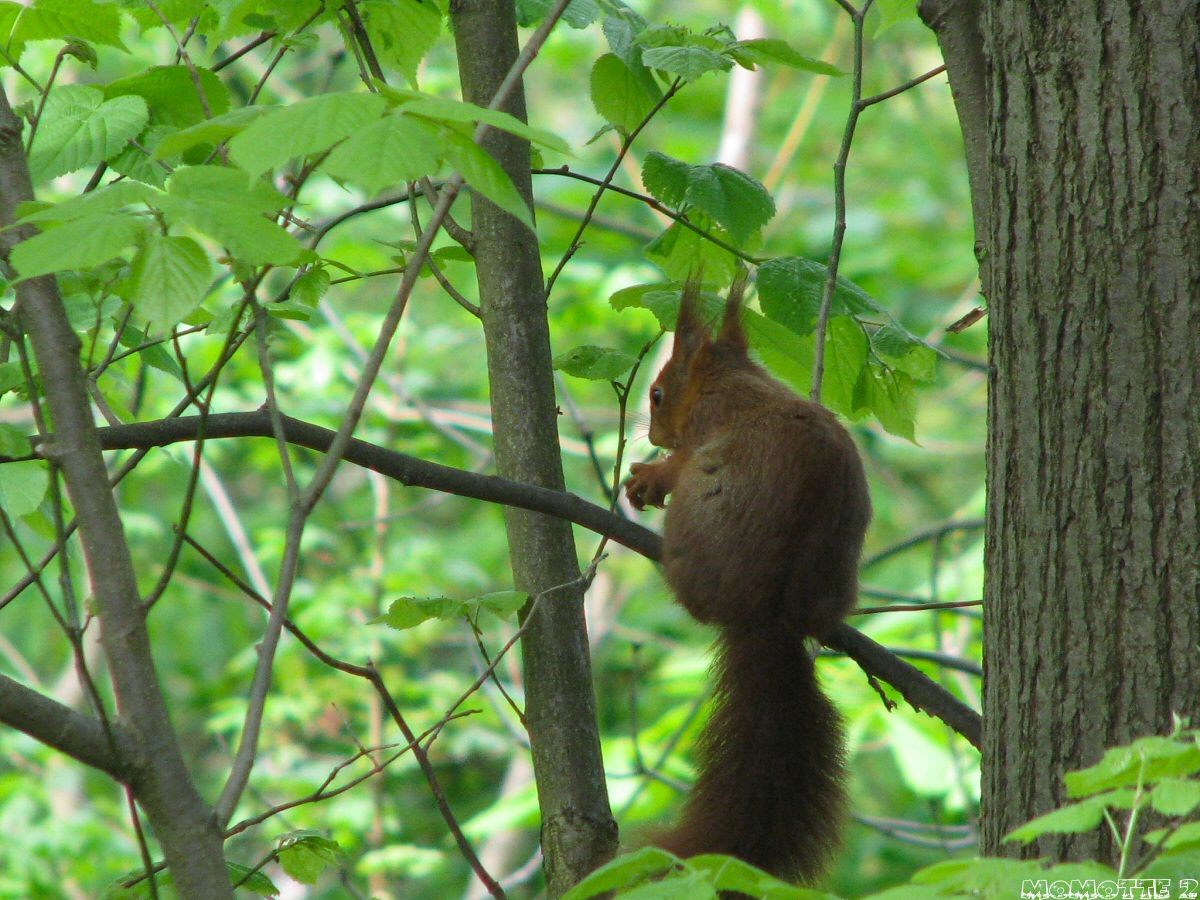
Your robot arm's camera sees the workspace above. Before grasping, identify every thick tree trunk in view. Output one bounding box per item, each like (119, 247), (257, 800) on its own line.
(979, 2), (1200, 862)
(450, 0), (618, 894)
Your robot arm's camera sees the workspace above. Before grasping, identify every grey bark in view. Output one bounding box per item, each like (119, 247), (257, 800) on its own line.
(449, 0), (619, 893)
(925, 0), (1200, 862)
(0, 92), (233, 896)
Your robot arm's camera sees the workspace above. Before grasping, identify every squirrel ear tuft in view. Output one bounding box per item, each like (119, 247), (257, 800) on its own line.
(674, 270), (708, 356)
(718, 271), (750, 352)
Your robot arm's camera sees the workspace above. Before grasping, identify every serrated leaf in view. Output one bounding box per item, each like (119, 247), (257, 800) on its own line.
(641, 153), (773, 246)
(322, 113), (442, 193)
(853, 364), (917, 440)
(553, 345), (638, 381)
(126, 234), (213, 335)
(871, 322), (939, 382)
(641, 44), (731, 81)
(589, 52), (662, 134)
(166, 166), (290, 213)
(728, 38), (844, 76)
(106, 65), (231, 127)
(517, 0), (599, 28)
(441, 131), (533, 231)
(374, 596), (465, 630)
(10, 0), (125, 50)
(291, 266), (330, 307)
(688, 855), (816, 898)
(360, 0), (442, 87)
(28, 86), (148, 181)
(1065, 737), (1200, 796)
(228, 92), (388, 176)
(11, 214), (145, 279)
(0, 459), (48, 517)
(158, 167), (304, 266)
(152, 106), (270, 160)
(757, 256), (884, 335)
(400, 97), (571, 156)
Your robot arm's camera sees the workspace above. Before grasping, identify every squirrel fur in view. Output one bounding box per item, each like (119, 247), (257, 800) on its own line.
(625, 274), (871, 884)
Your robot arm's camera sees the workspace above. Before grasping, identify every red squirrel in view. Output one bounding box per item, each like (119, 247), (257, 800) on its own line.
(625, 274), (871, 884)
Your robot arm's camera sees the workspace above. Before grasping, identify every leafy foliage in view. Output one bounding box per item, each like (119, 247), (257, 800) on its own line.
(0, 0), (986, 896)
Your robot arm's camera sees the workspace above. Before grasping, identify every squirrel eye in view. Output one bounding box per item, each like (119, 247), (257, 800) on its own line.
(650, 387), (663, 407)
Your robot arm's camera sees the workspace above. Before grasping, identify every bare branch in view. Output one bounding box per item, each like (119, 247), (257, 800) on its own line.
(0, 673), (132, 779)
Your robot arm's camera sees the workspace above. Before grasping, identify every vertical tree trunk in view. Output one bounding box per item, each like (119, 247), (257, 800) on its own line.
(450, 0), (618, 893)
(980, 1), (1200, 861)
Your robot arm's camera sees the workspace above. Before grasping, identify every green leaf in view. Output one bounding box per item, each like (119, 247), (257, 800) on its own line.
(8, 0), (125, 50)
(441, 131), (534, 231)
(0, 422), (31, 456)
(291, 266), (330, 307)
(0, 364), (24, 398)
(874, 0), (919, 36)
(322, 113), (442, 193)
(125, 233), (213, 335)
(688, 855), (821, 898)
(871, 322), (939, 382)
(152, 106), (270, 160)
(589, 52), (663, 133)
(106, 65), (231, 127)
(28, 85), (149, 181)
(517, 0), (599, 28)
(360, 0), (442, 87)
(374, 596), (466, 630)
(117, 324), (183, 381)
(399, 97), (572, 156)
(561, 847), (679, 900)
(728, 39), (844, 76)
(1150, 777), (1200, 817)
(641, 44), (731, 81)
(225, 860), (278, 895)
(228, 92), (389, 176)
(853, 364), (917, 441)
(13, 182), (154, 226)
(1005, 792), (1136, 844)
(643, 219), (739, 283)
(817, 316), (868, 416)
(0, 459), (48, 518)
(11, 214), (145, 279)
(1065, 736), (1200, 797)
(757, 256), (884, 336)
(158, 167), (304, 266)
(277, 831), (344, 885)
(553, 345), (638, 381)
(641, 153), (774, 246)
(474, 590), (529, 620)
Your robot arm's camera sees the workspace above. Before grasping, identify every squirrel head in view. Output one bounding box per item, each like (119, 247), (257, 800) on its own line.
(646, 273), (750, 450)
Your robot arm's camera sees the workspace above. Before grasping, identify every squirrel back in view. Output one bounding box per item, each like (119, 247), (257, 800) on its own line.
(626, 275), (871, 883)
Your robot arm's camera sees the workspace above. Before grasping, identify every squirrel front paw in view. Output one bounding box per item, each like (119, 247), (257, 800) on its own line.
(626, 462), (671, 510)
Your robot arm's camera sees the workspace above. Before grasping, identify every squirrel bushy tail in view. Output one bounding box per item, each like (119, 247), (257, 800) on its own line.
(655, 622), (847, 884)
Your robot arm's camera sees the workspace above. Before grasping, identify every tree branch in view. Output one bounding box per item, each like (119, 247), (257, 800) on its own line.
(0, 87), (233, 898)
(0, 673), (132, 780)
(917, 0), (992, 296)
(73, 410), (982, 749)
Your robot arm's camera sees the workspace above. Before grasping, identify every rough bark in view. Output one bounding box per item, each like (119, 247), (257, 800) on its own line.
(980, 1), (1200, 862)
(449, 0), (619, 893)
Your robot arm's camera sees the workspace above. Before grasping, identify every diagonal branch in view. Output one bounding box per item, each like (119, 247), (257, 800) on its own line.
(0, 673), (133, 780)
